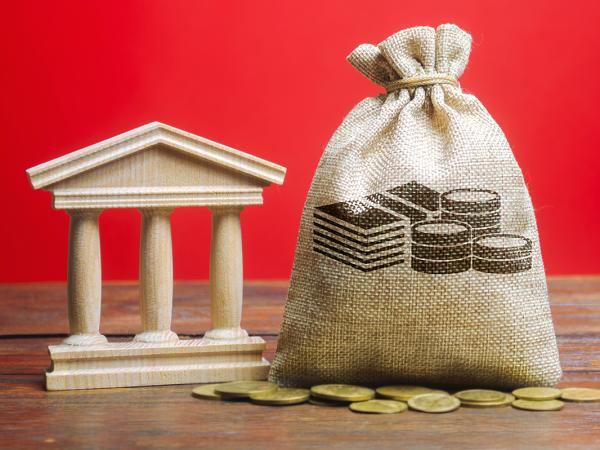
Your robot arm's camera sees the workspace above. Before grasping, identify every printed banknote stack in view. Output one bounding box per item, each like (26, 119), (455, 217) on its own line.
(312, 199), (408, 272)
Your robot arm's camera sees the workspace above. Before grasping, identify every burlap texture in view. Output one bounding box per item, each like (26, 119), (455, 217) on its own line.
(269, 24), (561, 389)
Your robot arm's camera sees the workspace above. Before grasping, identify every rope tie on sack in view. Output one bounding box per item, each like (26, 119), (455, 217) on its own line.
(385, 74), (458, 93)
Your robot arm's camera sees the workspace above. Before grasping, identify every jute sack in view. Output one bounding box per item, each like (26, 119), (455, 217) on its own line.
(270, 24), (561, 389)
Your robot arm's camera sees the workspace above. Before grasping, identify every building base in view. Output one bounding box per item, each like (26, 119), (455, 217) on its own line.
(46, 336), (270, 391)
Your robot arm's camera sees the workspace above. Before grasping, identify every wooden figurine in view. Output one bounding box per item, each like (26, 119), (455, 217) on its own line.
(26, 122), (286, 390)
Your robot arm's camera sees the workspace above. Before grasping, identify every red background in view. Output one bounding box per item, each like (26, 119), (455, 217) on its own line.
(2, 0), (599, 282)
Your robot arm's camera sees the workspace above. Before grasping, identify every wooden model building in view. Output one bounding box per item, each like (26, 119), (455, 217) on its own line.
(26, 122), (286, 390)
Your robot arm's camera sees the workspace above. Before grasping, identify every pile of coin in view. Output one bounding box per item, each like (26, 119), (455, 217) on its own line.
(192, 382), (600, 414)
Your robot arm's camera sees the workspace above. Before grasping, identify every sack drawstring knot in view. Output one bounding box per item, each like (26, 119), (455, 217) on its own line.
(385, 74), (458, 93)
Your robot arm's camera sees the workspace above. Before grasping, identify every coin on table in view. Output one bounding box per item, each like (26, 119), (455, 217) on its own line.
(512, 399), (564, 411)
(249, 388), (310, 406)
(376, 385), (448, 402)
(460, 393), (515, 408)
(408, 393), (461, 413)
(512, 387), (562, 401)
(310, 384), (375, 402)
(454, 389), (507, 404)
(215, 381), (278, 399)
(308, 397), (348, 407)
(192, 383), (225, 400)
(349, 399), (408, 414)
(560, 387), (600, 402)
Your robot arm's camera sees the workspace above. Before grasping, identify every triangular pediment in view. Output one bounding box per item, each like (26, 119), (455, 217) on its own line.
(27, 122), (286, 189)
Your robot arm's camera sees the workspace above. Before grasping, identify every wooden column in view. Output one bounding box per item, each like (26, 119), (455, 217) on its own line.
(64, 210), (107, 346)
(134, 209), (178, 343)
(205, 207), (248, 340)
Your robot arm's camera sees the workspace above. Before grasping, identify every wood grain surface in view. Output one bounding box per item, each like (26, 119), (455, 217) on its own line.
(0, 278), (599, 449)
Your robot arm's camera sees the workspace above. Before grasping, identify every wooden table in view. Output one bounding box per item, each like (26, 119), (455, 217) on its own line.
(1, 278), (599, 449)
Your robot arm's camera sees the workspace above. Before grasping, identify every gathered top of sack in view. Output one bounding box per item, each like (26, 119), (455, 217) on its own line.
(348, 24), (472, 92)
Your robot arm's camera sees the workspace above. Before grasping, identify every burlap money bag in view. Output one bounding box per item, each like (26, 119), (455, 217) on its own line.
(269, 24), (562, 389)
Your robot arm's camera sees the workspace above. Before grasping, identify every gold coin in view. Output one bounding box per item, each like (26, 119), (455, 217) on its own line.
(560, 387), (600, 402)
(310, 384), (375, 402)
(191, 383), (225, 400)
(512, 399), (564, 411)
(460, 393), (515, 408)
(408, 393), (461, 413)
(249, 388), (310, 406)
(512, 387), (562, 401)
(308, 397), (348, 407)
(455, 389), (506, 403)
(215, 381), (278, 399)
(349, 399), (408, 414)
(376, 385), (448, 401)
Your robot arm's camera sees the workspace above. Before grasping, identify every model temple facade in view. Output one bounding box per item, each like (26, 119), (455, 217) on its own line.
(27, 122), (286, 390)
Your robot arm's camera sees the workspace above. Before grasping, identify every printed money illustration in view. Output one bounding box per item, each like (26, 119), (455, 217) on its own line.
(313, 200), (408, 272)
(312, 182), (532, 274)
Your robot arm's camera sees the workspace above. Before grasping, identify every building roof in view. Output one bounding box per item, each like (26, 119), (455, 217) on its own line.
(27, 122), (286, 189)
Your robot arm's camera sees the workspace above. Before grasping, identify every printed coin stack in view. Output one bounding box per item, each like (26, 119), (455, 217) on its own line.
(472, 234), (533, 274)
(410, 221), (472, 274)
(440, 188), (501, 238)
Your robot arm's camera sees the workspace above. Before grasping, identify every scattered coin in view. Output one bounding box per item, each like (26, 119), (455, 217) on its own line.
(512, 387), (562, 401)
(215, 381), (278, 399)
(512, 399), (564, 411)
(349, 399), (408, 414)
(560, 387), (600, 403)
(311, 384), (375, 402)
(308, 397), (348, 407)
(455, 389), (506, 403)
(249, 388), (310, 406)
(460, 393), (515, 408)
(191, 383), (225, 400)
(408, 393), (460, 413)
(376, 385), (448, 402)
(198, 381), (593, 415)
